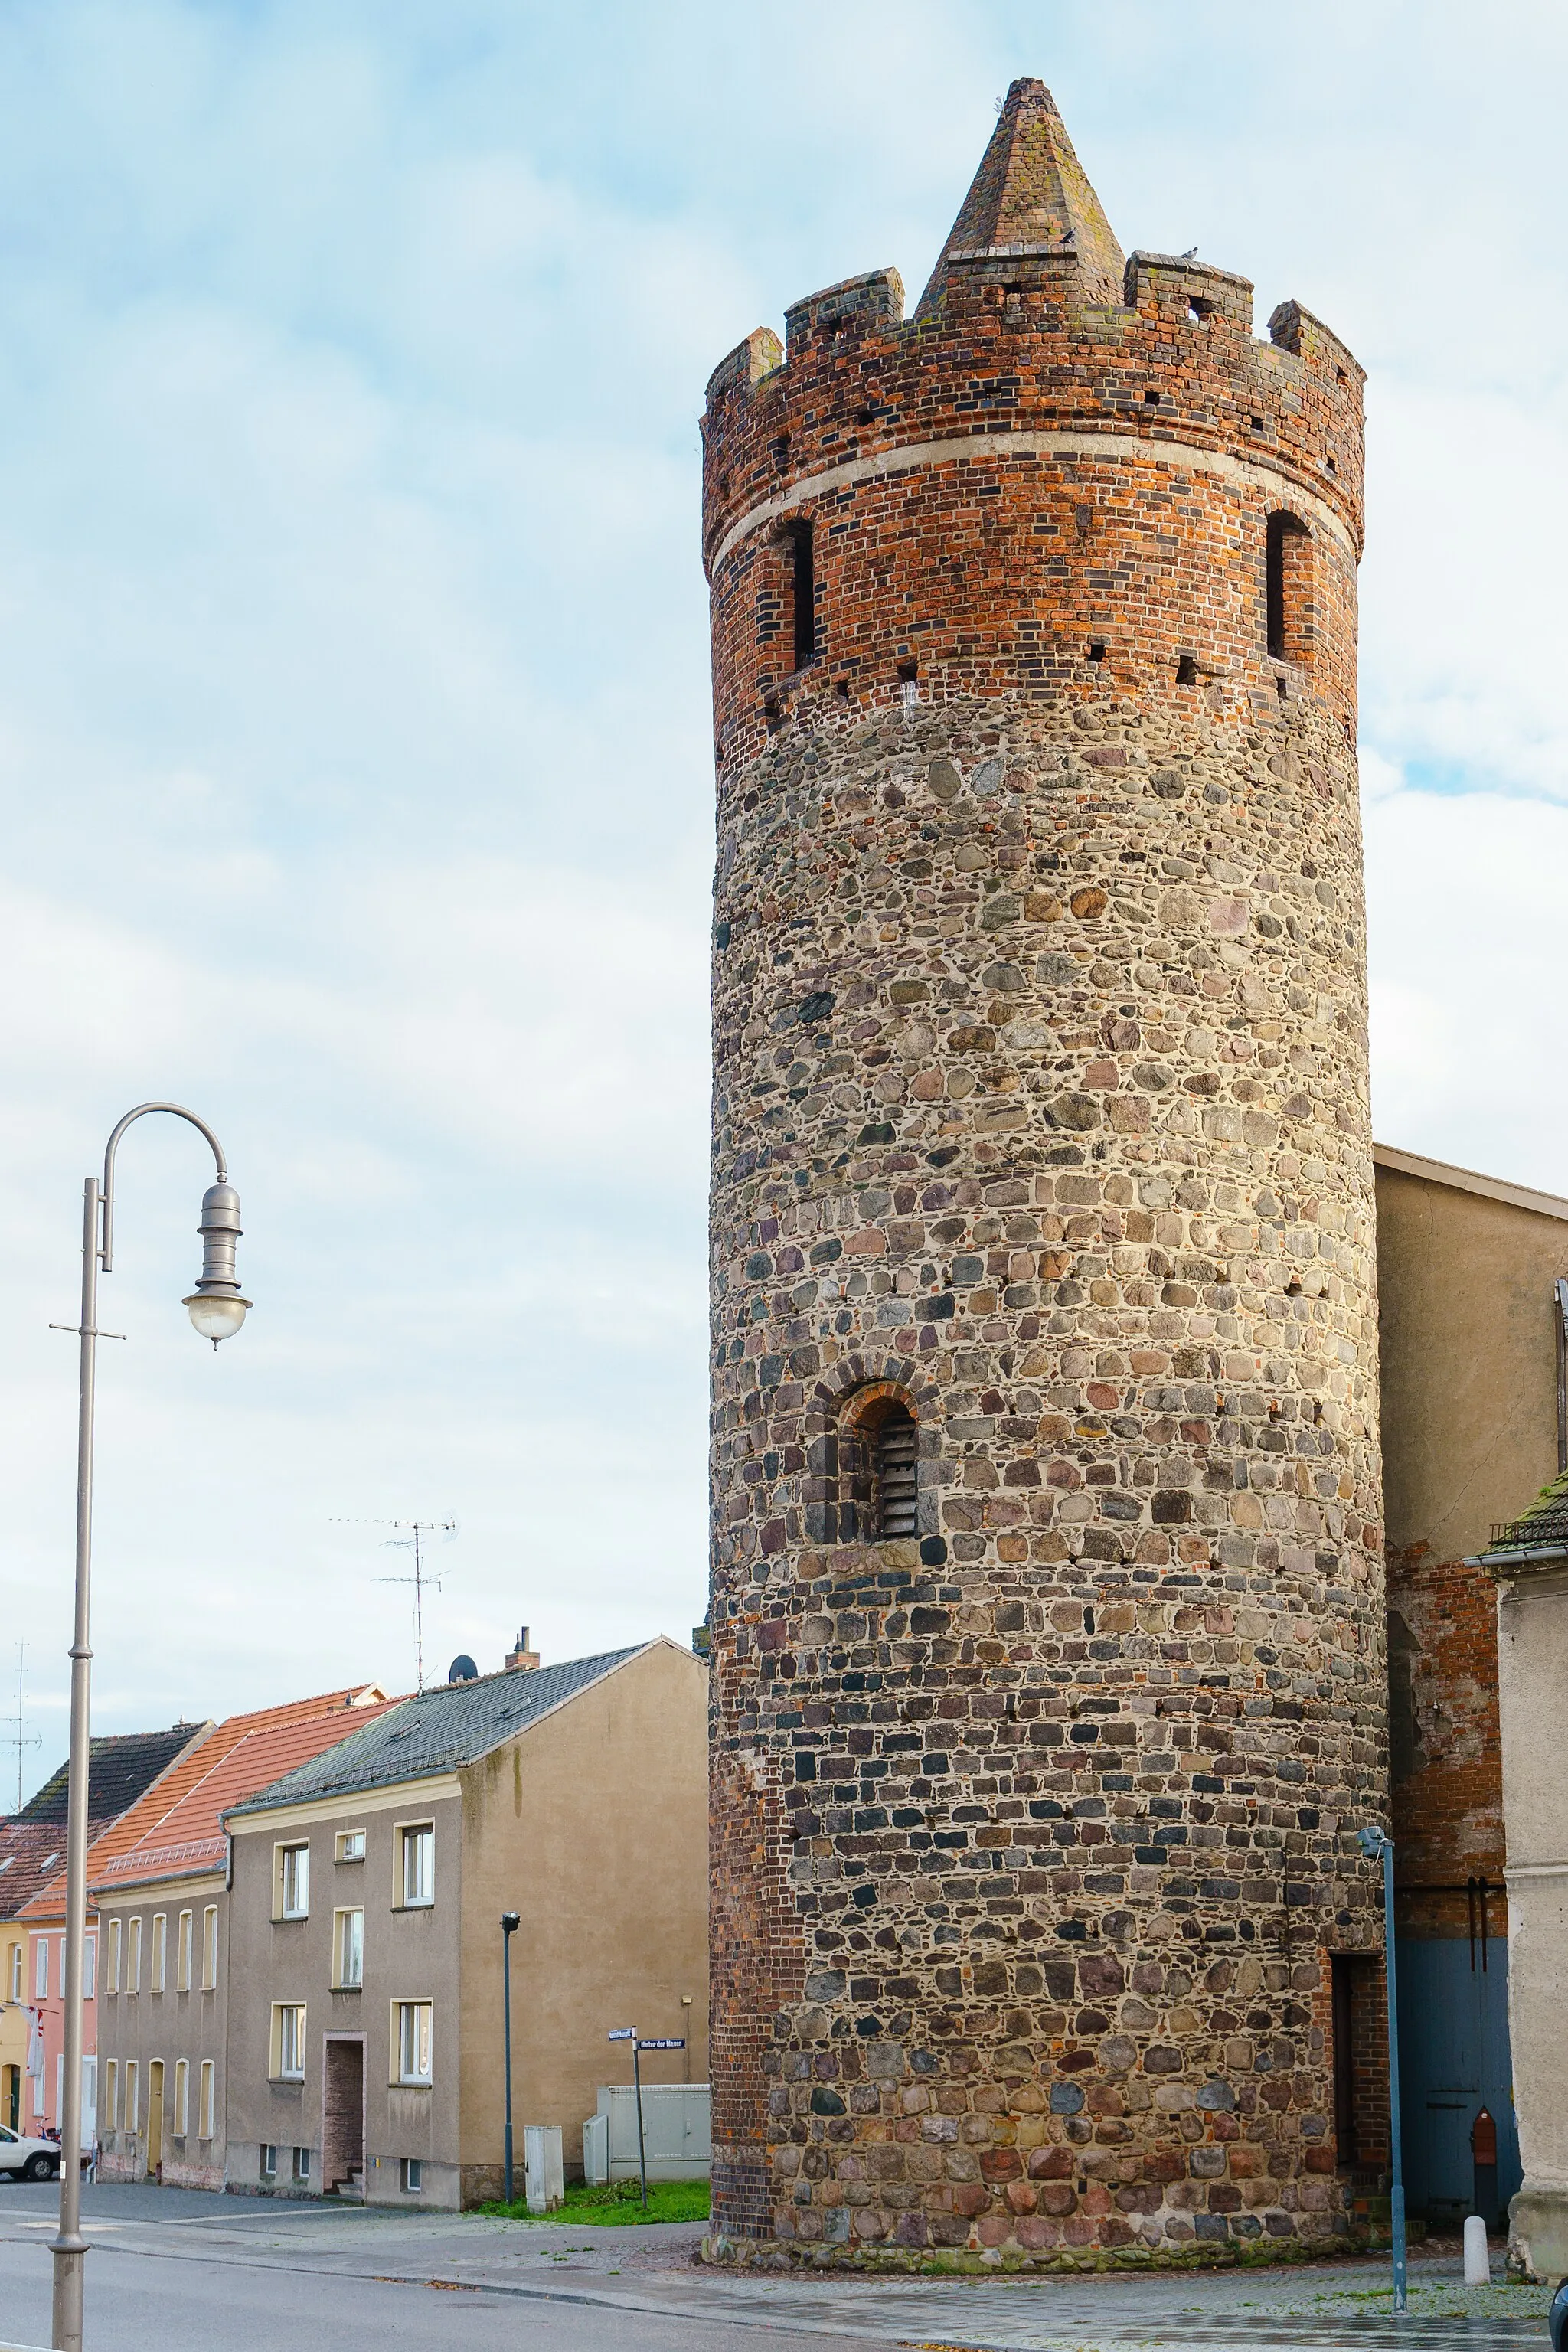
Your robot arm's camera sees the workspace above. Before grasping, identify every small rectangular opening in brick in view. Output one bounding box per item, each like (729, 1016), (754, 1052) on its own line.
(1087, 641), (1106, 664)
(1177, 655), (1198, 685)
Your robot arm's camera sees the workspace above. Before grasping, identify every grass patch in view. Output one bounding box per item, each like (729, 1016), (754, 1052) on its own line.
(479, 2178), (710, 2227)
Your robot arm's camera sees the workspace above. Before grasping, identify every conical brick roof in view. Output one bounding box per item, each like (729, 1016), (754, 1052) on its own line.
(919, 77), (1125, 312)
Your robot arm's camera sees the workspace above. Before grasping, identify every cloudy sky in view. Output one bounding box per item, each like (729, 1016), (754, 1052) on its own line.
(2, 0), (1563, 1799)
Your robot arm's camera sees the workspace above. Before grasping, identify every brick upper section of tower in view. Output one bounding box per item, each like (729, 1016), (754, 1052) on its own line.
(701, 79), (1363, 772)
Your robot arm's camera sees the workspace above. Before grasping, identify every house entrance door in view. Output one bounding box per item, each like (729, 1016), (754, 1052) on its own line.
(322, 2038), (364, 2197)
(146, 2061), (164, 2180)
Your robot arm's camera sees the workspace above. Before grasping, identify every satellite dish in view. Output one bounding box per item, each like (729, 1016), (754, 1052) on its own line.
(447, 1655), (479, 1684)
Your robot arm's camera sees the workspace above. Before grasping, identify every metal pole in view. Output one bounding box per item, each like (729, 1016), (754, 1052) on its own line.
(50, 1180), (100, 2352)
(501, 1917), (516, 2203)
(1383, 1838), (1407, 2312)
(632, 2039), (648, 2211)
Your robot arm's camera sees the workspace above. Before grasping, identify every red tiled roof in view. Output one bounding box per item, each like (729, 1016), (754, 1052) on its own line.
(20, 1684), (398, 1919)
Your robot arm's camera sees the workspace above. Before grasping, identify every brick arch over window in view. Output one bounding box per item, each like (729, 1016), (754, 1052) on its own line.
(803, 1365), (935, 1546)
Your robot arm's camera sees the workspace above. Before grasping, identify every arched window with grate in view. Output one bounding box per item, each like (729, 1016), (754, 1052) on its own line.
(874, 1404), (919, 1538)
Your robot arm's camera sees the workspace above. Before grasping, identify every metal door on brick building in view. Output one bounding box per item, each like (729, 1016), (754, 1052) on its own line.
(1397, 1939), (1519, 2223)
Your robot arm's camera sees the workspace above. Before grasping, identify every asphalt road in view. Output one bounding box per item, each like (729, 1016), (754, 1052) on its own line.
(0, 2177), (1552, 2352)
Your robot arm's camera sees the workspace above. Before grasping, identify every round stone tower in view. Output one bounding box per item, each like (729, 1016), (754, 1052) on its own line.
(703, 80), (1384, 2268)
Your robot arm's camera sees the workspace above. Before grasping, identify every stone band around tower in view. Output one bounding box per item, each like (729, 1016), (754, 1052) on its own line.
(704, 79), (1385, 2270)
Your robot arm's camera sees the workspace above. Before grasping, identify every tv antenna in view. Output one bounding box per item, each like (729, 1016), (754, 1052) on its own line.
(334, 1518), (458, 1694)
(2, 1642), (42, 1814)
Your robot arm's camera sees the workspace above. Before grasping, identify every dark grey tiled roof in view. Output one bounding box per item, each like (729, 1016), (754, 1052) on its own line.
(1478, 1467), (1568, 1559)
(226, 1645), (651, 1815)
(16, 1726), (205, 1826)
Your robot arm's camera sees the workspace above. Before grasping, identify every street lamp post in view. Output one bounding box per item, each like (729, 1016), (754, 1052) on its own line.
(1357, 1822), (1406, 2313)
(501, 1913), (520, 2203)
(48, 1105), (250, 2352)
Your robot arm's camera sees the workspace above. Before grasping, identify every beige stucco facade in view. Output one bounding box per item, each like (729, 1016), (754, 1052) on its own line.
(1488, 1558), (1568, 2278)
(1375, 1144), (1568, 1566)
(224, 1641), (709, 2210)
(94, 1872), (230, 2187)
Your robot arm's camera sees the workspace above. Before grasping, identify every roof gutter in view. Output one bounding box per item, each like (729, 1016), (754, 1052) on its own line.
(1465, 1541), (1568, 1570)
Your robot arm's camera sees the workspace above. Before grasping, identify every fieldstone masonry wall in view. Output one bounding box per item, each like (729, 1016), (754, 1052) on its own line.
(704, 80), (1387, 2268)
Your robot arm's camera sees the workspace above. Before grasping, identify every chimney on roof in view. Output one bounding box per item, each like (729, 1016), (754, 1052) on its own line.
(505, 1625), (539, 1674)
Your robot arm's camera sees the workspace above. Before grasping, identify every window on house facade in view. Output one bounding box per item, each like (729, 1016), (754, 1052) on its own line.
(201, 1906), (218, 1991)
(335, 1829), (366, 1864)
(174, 2058), (190, 2138)
(34, 1939), (47, 1998)
(83, 1935), (96, 2000)
(292, 2145), (311, 2185)
(103, 2060), (118, 2130)
(401, 2157), (423, 2194)
(272, 2004), (306, 2081)
(874, 1403), (920, 1536)
(150, 1914), (167, 1993)
(277, 1844), (310, 1919)
(8, 1939), (21, 2001)
(198, 2060), (215, 2141)
(176, 1910), (193, 1992)
(260, 2143), (277, 2181)
(333, 1909), (364, 1991)
(128, 1917), (142, 1992)
(395, 2001), (433, 2085)
(125, 2061), (139, 2133)
(399, 1827), (434, 1909)
(106, 1917), (121, 1994)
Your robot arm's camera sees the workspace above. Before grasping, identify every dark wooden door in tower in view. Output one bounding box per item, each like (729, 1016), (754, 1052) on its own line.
(704, 77), (1381, 2269)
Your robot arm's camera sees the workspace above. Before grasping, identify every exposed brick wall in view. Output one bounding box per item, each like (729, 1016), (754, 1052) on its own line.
(704, 80), (1384, 2269)
(1388, 1545), (1506, 1941)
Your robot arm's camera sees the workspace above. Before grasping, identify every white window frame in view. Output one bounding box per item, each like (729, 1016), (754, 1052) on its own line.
(128, 1916), (142, 1993)
(401, 2155), (423, 2194)
(260, 2142), (276, 2180)
(276, 1842), (310, 1921)
(393, 1998), (433, 2086)
(198, 2059), (215, 2141)
(104, 2059), (118, 2131)
(174, 2057), (190, 2138)
(292, 2145), (311, 2184)
(335, 1828), (366, 1864)
(398, 1824), (434, 1910)
(332, 1908), (364, 1991)
(125, 2060), (139, 2132)
(83, 1934), (96, 2000)
(176, 1909), (193, 1993)
(8, 1939), (21, 2001)
(272, 2002), (306, 2082)
(106, 1917), (121, 1994)
(150, 1913), (167, 1994)
(34, 1938), (47, 1999)
(201, 1905), (218, 1991)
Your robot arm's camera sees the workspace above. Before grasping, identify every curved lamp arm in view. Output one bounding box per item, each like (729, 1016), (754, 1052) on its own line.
(100, 1102), (228, 1273)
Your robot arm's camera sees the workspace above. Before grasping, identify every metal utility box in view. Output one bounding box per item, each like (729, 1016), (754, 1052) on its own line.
(524, 2124), (564, 2214)
(581, 2084), (710, 2183)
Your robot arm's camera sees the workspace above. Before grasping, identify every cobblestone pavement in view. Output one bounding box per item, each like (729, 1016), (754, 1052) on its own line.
(0, 2183), (1553, 2350)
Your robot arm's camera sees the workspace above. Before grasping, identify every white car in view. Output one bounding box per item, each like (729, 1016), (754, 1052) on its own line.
(0, 2124), (60, 2181)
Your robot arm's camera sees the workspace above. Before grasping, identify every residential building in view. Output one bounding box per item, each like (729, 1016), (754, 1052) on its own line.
(223, 1638), (707, 2208)
(2, 1824), (77, 2135)
(1376, 1145), (1568, 2233)
(7, 1724), (211, 2145)
(92, 1684), (392, 2186)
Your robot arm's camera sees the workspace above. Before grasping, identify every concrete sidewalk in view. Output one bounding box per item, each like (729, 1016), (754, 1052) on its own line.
(0, 2181), (1554, 2351)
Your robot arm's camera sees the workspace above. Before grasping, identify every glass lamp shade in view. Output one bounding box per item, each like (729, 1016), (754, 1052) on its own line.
(184, 1292), (251, 1346)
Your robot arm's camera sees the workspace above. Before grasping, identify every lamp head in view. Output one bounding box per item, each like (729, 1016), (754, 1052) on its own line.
(183, 1181), (251, 1348)
(1357, 1824), (1387, 1860)
(501, 1912), (521, 1936)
